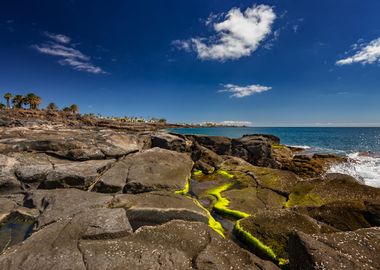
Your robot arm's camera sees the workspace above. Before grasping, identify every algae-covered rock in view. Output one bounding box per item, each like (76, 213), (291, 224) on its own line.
(223, 187), (286, 216)
(288, 227), (380, 270)
(235, 209), (337, 260)
(220, 156), (302, 195)
(286, 173), (380, 208)
(282, 154), (346, 178)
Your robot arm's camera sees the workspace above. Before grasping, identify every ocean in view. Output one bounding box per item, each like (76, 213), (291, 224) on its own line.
(169, 127), (380, 188)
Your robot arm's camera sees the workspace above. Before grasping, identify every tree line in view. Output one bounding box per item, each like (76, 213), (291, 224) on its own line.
(0, 92), (79, 113)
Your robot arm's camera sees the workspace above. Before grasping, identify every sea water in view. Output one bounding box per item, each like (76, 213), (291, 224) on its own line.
(169, 127), (380, 188)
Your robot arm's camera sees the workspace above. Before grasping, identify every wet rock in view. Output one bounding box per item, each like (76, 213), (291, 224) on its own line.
(95, 148), (193, 194)
(288, 227), (380, 270)
(237, 209), (337, 259)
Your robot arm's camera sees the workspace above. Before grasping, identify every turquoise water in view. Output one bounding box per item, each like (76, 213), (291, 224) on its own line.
(170, 127), (380, 187)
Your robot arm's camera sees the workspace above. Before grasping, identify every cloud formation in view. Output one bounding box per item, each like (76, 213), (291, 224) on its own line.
(336, 37), (380, 66)
(33, 33), (106, 74)
(175, 4), (276, 61)
(44, 31), (71, 44)
(219, 83), (272, 98)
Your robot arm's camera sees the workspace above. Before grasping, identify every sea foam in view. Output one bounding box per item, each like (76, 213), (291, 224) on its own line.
(328, 152), (380, 188)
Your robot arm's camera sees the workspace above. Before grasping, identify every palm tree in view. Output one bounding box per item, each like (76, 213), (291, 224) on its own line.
(3, 93), (12, 108)
(25, 93), (42, 110)
(69, 104), (79, 114)
(46, 102), (58, 111)
(12, 95), (24, 109)
(0, 103), (5, 110)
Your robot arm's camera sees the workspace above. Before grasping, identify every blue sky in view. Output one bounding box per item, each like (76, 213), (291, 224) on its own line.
(1, 0), (380, 126)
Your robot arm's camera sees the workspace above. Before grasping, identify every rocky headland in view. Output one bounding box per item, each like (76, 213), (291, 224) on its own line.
(0, 110), (379, 270)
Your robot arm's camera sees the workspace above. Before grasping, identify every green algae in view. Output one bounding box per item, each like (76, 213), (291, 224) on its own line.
(192, 198), (225, 237)
(216, 170), (234, 179)
(205, 183), (250, 220)
(271, 144), (286, 149)
(285, 193), (324, 208)
(193, 170), (203, 177)
(175, 176), (191, 195)
(175, 175), (225, 237)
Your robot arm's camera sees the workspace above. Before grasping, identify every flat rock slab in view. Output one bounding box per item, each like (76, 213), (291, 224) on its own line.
(25, 189), (113, 229)
(111, 191), (209, 229)
(0, 127), (150, 160)
(80, 220), (280, 270)
(8, 152), (115, 189)
(94, 147), (193, 194)
(288, 227), (380, 270)
(0, 208), (133, 270)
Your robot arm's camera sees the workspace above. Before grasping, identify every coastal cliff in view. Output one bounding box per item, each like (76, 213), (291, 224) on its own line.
(0, 111), (379, 270)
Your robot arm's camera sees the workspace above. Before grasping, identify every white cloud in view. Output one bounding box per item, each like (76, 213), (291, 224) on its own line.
(336, 37), (380, 66)
(177, 4), (276, 61)
(33, 44), (89, 60)
(219, 83), (272, 98)
(44, 31), (71, 44)
(33, 33), (106, 74)
(58, 58), (104, 74)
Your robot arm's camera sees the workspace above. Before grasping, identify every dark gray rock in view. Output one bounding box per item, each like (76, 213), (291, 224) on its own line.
(288, 227), (380, 270)
(94, 148), (193, 194)
(111, 191), (209, 229)
(80, 220), (280, 270)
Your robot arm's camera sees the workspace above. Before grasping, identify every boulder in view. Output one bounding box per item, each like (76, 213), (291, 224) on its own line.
(282, 154), (347, 178)
(286, 173), (380, 208)
(236, 209), (337, 260)
(231, 135), (280, 168)
(188, 135), (232, 155)
(94, 148), (193, 194)
(288, 227), (380, 270)
(150, 132), (192, 152)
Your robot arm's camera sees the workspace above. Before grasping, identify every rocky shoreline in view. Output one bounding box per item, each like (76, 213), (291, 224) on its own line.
(0, 111), (379, 269)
